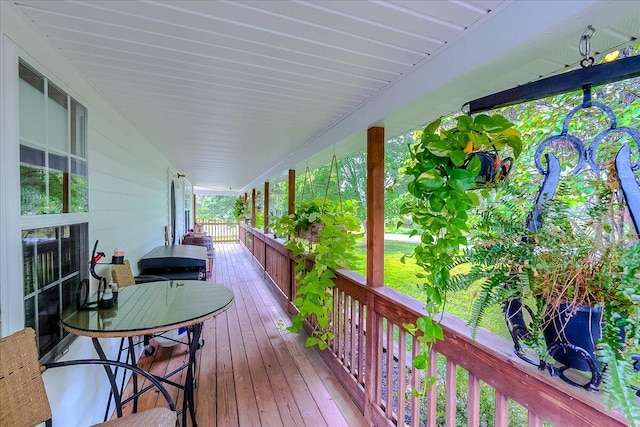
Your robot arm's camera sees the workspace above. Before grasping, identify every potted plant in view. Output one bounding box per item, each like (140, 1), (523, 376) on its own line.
(279, 199), (325, 241)
(233, 196), (250, 221)
(400, 113), (522, 373)
(463, 169), (640, 423)
(272, 198), (362, 349)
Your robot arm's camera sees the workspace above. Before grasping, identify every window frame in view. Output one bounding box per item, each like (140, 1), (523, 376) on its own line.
(18, 58), (90, 362)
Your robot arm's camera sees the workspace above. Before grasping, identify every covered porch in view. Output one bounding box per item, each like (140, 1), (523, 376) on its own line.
(124, 242), (366, 426)
(1, 1), (639, 426)
(124, 238), (628, 426)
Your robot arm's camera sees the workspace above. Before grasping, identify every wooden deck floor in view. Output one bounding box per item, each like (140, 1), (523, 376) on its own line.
(121, 243), (367, 427)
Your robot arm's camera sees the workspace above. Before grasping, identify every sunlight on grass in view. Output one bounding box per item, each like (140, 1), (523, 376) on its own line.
(354, 239), (510, 339)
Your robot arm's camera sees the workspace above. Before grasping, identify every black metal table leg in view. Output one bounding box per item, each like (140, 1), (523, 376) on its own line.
(127, 337), (139, 413)
(183, 323), (203, 427)
(91, 337), (124, 419)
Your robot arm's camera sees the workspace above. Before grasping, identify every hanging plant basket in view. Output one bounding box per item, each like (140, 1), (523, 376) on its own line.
(295, 221), (324, 242)
(271, 155), (363, 350)
(543, 303), (604, 382)
(506, 299), (605, 390)
(463, 150), (513, 186)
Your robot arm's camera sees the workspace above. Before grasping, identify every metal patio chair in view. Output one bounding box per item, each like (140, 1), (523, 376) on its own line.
(0, 328), (176, 427)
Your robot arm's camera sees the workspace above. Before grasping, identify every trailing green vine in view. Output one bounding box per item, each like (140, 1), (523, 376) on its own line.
(273, 198), (362, 349)
(233, 196), (249, 220)
(401, 113), (522, 386)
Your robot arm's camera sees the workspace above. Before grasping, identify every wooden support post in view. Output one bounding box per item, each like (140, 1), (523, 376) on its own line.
(364, 126), (384, 425)
(366, 126), (384, 288)
(288, 169), (296, 215)
(264, 181), (270, 234)
(192, 194), (197, 227)
(251, 188), (256, 228)
(287, 169), (296, 305)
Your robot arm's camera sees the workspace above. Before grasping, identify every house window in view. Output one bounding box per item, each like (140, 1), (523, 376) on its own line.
(23, 224), (89, 359)
(19, 60), (89, 361)
(19, 62), (88, 215)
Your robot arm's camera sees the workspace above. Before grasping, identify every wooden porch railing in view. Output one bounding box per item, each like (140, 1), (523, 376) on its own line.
(238, 223), (629, 427)
(197, 221), (239, 242)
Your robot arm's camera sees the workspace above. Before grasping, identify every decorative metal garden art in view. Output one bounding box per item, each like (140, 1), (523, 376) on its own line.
(504, 86), (640, 392)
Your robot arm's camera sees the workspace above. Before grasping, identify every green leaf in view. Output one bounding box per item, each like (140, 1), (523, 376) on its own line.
(467, 191), (480, 206)
(433, 323), (444, 340)
(305, 337), (320, 347)
(424, 117), (442, 136)
(403, 322), (417, 335)
(416, 316), (428, 331)
(413, 354), (427, 370)
(449, 168), (476, 191)
(456, 115), (473, 131)
(465, 155), (482, 175)
(506, 135), (523, 158)
(417, 170), (444, 189)
(468, 131), (487, 150)
(427, 139), (452, 157)
(429, 194), (445, 212)
(450, 150), (468, 166)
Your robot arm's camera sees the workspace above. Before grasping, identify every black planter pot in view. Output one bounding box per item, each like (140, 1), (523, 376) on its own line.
(504, 299), (604, 389)
(543, 303), (602, 373)
(464, 151), (513, 186)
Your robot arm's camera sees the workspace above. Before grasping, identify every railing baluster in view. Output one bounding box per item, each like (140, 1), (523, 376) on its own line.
(332, 289), (339, 353)
(410, 336), (420, 427)
(375, 315), (383, 406)
(340, 292), (347, 363)
(467, 373), (480, 427)
(385, 320), (394, 418)
(528, 412), (543, 427)
(350, 297), (357, 376)
(357, 302), (365, 385)
(495, 391), (509, 427)
(446, 359), (457, 427)
(426, 349), (437, 427)
(397, 328), (407, 427)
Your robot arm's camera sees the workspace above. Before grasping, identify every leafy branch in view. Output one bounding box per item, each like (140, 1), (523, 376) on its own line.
(273, 198), (362, 349)
(401, 113), (522, 385)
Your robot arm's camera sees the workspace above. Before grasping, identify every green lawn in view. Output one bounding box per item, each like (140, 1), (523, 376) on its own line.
(353, 239), (526, 426)
(353, 239), (510, 339)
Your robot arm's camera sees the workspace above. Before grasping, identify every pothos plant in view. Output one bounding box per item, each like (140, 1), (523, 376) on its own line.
(272, 198), (362, 349)
(233, 196), (249, 221)
(400, 113), (523, 386)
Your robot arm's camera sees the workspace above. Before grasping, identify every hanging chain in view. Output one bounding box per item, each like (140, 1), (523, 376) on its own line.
(300, 165), (314, 201)
(579, 25), (595, 68)
(323, 154), (343, 212)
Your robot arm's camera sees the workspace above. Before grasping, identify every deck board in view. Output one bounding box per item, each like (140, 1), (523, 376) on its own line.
(119, 242), (365, 426)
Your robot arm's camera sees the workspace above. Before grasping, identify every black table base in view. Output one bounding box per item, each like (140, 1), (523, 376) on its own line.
(92, 323), (204, 427)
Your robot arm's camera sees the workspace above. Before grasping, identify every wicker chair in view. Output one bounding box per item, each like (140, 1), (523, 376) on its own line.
(0, 328), (176, 427)
(111, 261), (185, 356)
(111, 260), (137, 289)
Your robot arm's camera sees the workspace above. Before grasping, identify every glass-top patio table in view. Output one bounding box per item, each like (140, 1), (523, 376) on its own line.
(61, 280), (234, 427)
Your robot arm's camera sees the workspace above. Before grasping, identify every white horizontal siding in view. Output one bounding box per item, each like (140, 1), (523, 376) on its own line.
(0, 3), (183, 426)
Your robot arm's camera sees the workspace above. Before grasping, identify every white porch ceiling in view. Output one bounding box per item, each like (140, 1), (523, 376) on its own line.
(11, 1), (640, 193)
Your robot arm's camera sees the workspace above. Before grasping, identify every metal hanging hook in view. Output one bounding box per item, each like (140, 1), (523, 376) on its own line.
(579, 25), (595, 68)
